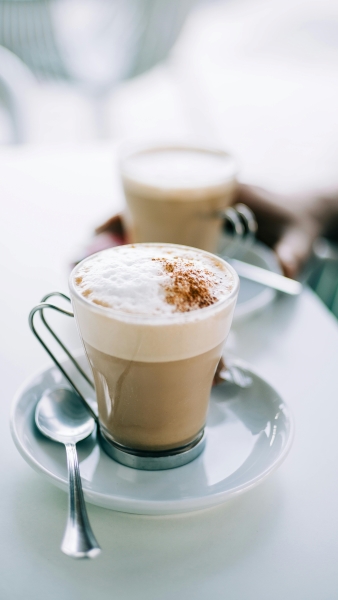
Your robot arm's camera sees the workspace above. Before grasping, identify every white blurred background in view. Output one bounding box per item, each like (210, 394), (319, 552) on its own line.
(0, 0), (337, 194)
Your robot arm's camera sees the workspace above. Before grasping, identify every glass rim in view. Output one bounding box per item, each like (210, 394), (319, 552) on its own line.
(118, 141), (238, 192)
(69, 243), (240, 324)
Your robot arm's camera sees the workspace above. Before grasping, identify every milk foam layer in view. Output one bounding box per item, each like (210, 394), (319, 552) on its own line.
(122, 147), (236, 190)
(69, 244), (239, 362)
(73, 245), (233, 316)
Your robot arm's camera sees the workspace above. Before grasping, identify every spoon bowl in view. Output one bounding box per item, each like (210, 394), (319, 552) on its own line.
(35, 388), (95, 444)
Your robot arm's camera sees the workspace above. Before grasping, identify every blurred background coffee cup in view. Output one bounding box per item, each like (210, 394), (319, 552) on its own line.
(120, 143), (239, 254)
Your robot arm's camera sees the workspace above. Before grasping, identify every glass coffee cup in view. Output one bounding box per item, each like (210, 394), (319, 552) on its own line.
(120, 144), (240, 254)
(30, 243), (239, 470)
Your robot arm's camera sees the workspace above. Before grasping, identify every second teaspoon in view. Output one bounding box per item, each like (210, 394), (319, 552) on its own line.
(229, 258), (302, 295)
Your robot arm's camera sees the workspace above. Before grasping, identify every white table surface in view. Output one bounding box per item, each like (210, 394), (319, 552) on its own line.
(1, 143), (338, 600)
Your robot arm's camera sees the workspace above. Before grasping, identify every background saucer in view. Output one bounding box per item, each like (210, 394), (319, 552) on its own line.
(10, 355), (293, 515)
(225, 242), (282, 322)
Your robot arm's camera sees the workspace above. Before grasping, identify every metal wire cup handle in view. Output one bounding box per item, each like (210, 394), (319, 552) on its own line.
(220, 203), (258, 256)
(28, 292), (97, 422)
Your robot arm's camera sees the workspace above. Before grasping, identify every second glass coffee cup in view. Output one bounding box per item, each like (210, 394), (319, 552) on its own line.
(120, 143), (239, 254)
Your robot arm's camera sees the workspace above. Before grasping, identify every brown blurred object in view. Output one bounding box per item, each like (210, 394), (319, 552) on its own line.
(95, 213), (126, 240)
(236, 184), (338, 279)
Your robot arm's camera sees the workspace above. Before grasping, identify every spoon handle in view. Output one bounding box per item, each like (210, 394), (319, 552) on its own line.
(61, 442), (101, 559)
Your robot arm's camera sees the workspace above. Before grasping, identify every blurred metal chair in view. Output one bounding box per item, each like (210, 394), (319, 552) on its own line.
(0, 0), (196, 82)
(0, 0), (196, 139)
(0, 0), (70, 80)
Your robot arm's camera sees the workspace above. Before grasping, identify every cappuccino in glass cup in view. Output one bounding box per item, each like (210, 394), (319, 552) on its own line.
(120, 145), (237, 254)
(69, 244), (239, 461)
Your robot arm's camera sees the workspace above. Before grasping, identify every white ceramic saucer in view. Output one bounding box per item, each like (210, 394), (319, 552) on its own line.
(226, 242), (282, 322)
(10, 355), (293, 516)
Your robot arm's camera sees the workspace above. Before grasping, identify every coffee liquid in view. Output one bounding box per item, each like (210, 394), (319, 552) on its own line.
(85, 342), (223, 451)
(121, 146), (237, 253)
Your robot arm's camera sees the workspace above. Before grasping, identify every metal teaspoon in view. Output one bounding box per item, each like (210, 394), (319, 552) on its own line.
(228, 258), (302, 295)
(35, 388), (101, 559)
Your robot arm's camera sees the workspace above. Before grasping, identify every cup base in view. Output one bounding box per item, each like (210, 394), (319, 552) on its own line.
(99, 429), (206, 471)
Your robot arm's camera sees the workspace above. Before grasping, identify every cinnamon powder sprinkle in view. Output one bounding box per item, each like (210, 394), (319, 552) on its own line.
(92, 298), (111, 308)
(82, 288), (92, 298)
(153, 257), (219, 312)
